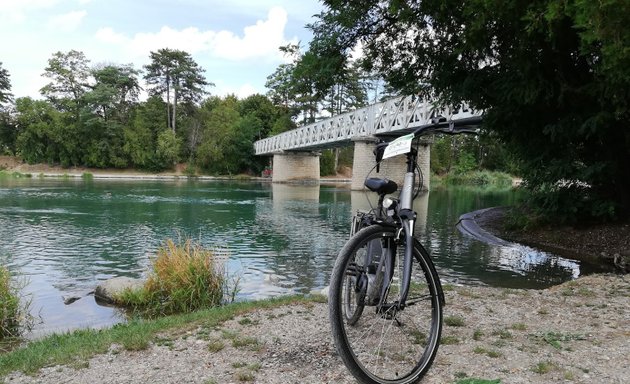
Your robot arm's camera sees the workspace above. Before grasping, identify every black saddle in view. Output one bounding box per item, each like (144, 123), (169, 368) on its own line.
(364, 177), (398, 195)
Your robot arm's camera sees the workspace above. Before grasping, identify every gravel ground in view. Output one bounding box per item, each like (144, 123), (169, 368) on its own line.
(4, 274), (628, 384)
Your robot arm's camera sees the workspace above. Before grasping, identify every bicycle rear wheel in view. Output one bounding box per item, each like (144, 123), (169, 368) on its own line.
(329, 224), (443, 384)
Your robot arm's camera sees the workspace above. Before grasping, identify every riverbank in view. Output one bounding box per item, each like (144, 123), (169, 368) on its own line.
(0, 156), (353, 184)
(474, 207), (630, 271)
(2, 274), (627, 384)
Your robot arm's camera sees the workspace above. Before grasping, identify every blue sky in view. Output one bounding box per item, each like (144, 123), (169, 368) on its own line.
(0, 0), (323, 99)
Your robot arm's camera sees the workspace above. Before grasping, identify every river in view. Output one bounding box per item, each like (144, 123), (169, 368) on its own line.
(0, 177), (609, 337)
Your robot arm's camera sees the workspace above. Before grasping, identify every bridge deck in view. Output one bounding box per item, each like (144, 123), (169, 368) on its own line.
(254, 95), (482, 155)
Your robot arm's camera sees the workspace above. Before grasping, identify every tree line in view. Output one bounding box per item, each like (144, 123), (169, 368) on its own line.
(0, 49), (294, 174)
(0, 40), (516, 180)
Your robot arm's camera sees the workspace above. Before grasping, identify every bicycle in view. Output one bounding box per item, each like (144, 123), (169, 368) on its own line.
(328, 119), (479, 384)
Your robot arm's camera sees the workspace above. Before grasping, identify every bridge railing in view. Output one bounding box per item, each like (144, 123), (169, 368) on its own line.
(254, 95), (480, 155)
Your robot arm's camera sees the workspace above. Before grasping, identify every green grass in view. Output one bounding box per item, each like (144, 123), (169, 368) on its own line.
(440, 335), (460, 345)
(532, 360), (558, 374)
(473, 346), (502, 358)
(455, 379), (501, 384)
(0, 171), (32, 179)
(445, 316), (465, 327)
(536, 331), (586, 350)
(114, 238), (226, 316)
(472, 329), (484, 341)
(0, 295), (317, 378)
(0, 267), (32, 341)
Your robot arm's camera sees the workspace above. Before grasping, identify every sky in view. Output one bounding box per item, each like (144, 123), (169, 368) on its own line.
(0, 0), (323, 100)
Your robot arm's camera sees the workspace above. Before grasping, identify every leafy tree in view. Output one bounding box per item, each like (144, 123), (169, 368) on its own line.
(14, 97), (67, 164)
(196, 96), (241, 174)
(239, 94), (281, 140)
(88, 64), (141, 123)
(265, 63), (296, 110)
(124, 96), (167, 170)
(0, 62), (15, 154)
(40, 50), (91, 114)
(310, 0), (630, 222)
(154, 129), (180, 170)
(0, 62), (12, 104)
(144, 49), (210, 134)
(0, 106), (16, 155)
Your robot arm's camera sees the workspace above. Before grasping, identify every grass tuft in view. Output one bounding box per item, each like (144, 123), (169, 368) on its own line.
(445, 316), (465, 327)
(0, 266), (33, 341)
(115, 238), (226, 316)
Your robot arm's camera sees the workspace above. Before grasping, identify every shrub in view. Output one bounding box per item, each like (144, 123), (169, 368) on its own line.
(0, 266), (32, 340)
(443, 170), (514, 188)
(116, 239), (225, 316)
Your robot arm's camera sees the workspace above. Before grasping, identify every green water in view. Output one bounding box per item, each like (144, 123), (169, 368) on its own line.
(0, 178), (609, 336)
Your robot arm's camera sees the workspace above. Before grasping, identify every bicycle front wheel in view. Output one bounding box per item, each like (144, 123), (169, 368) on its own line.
(329, 224), (443, 384)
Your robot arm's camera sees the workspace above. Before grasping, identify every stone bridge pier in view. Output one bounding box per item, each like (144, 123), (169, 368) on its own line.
(271, 152), (320, 183)
(270, 138), (431, 192)
(351, 138), (432, 191)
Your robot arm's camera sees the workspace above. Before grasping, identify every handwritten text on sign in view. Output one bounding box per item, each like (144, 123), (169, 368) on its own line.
(382, 134), (414, 160)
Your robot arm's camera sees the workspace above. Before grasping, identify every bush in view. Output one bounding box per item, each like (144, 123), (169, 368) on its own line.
(443, 170), (513, 188)
(116, 239), (226, 316)
(320, 149), (336, 176)
(0, 266), (32, 340)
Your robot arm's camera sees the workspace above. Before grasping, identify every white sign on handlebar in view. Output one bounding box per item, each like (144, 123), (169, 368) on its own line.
(382, 134), (414, 160)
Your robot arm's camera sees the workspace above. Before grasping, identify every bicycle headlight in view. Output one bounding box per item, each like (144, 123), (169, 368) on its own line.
(383, 197), (394, 209)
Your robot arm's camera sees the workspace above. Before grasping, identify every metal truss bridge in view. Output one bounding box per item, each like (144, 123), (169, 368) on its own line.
(254, 95), (482, 155)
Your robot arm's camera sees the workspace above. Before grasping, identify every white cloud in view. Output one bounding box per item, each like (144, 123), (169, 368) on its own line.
(213, 82), (261, 99)
(234, 84), (260, 98)
(210, 6), (294, 60)
(0, 0), (60, 23)
(95, 6), (297, 62)
(47, 10), (87, 31)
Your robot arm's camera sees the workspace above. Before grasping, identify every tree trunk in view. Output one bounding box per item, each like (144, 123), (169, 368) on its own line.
(166, 72), (171, 130)
(173, 84), (178, 134)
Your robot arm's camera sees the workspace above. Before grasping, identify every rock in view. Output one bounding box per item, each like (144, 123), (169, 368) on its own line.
(63, 296), (81, 305)
(94, 277), (144, 304)
(613, 253), (629, 273)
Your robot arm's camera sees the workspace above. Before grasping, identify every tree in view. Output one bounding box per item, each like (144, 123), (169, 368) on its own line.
(0, 62), (12, 104)
(14, 97), (69, 164)
(144, 49), (210, 134)
(88, 64), (141, 123)
(195, 96), (241, 174)
(0, 62), (15, 154)
(124, 96), (168, 170)
(310, 0), (630, 222)
(265, 63), (296, 110)
(40, 50), (91, 114)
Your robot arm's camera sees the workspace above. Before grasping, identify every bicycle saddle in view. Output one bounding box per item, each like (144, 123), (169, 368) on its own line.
(364, 177), (398, 195)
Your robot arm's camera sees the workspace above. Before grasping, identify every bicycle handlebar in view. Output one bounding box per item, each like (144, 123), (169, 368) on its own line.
(373, 116), (481, 165)
(410, 116), (481, 139)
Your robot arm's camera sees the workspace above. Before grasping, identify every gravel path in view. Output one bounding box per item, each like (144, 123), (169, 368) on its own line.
(5, 274), (628, 384)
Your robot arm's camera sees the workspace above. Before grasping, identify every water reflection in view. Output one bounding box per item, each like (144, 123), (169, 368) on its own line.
(0, 179), (611, 337)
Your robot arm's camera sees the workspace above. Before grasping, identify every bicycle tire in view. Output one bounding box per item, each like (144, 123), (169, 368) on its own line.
(329, 224), (443, 384)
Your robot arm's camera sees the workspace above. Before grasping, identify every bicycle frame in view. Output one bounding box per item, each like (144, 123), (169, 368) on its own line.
(397, 148), (419, 309)
(373, 121), (479, 311)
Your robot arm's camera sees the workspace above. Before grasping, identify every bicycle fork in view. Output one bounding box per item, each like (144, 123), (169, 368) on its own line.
(378, 169), (418, 314)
